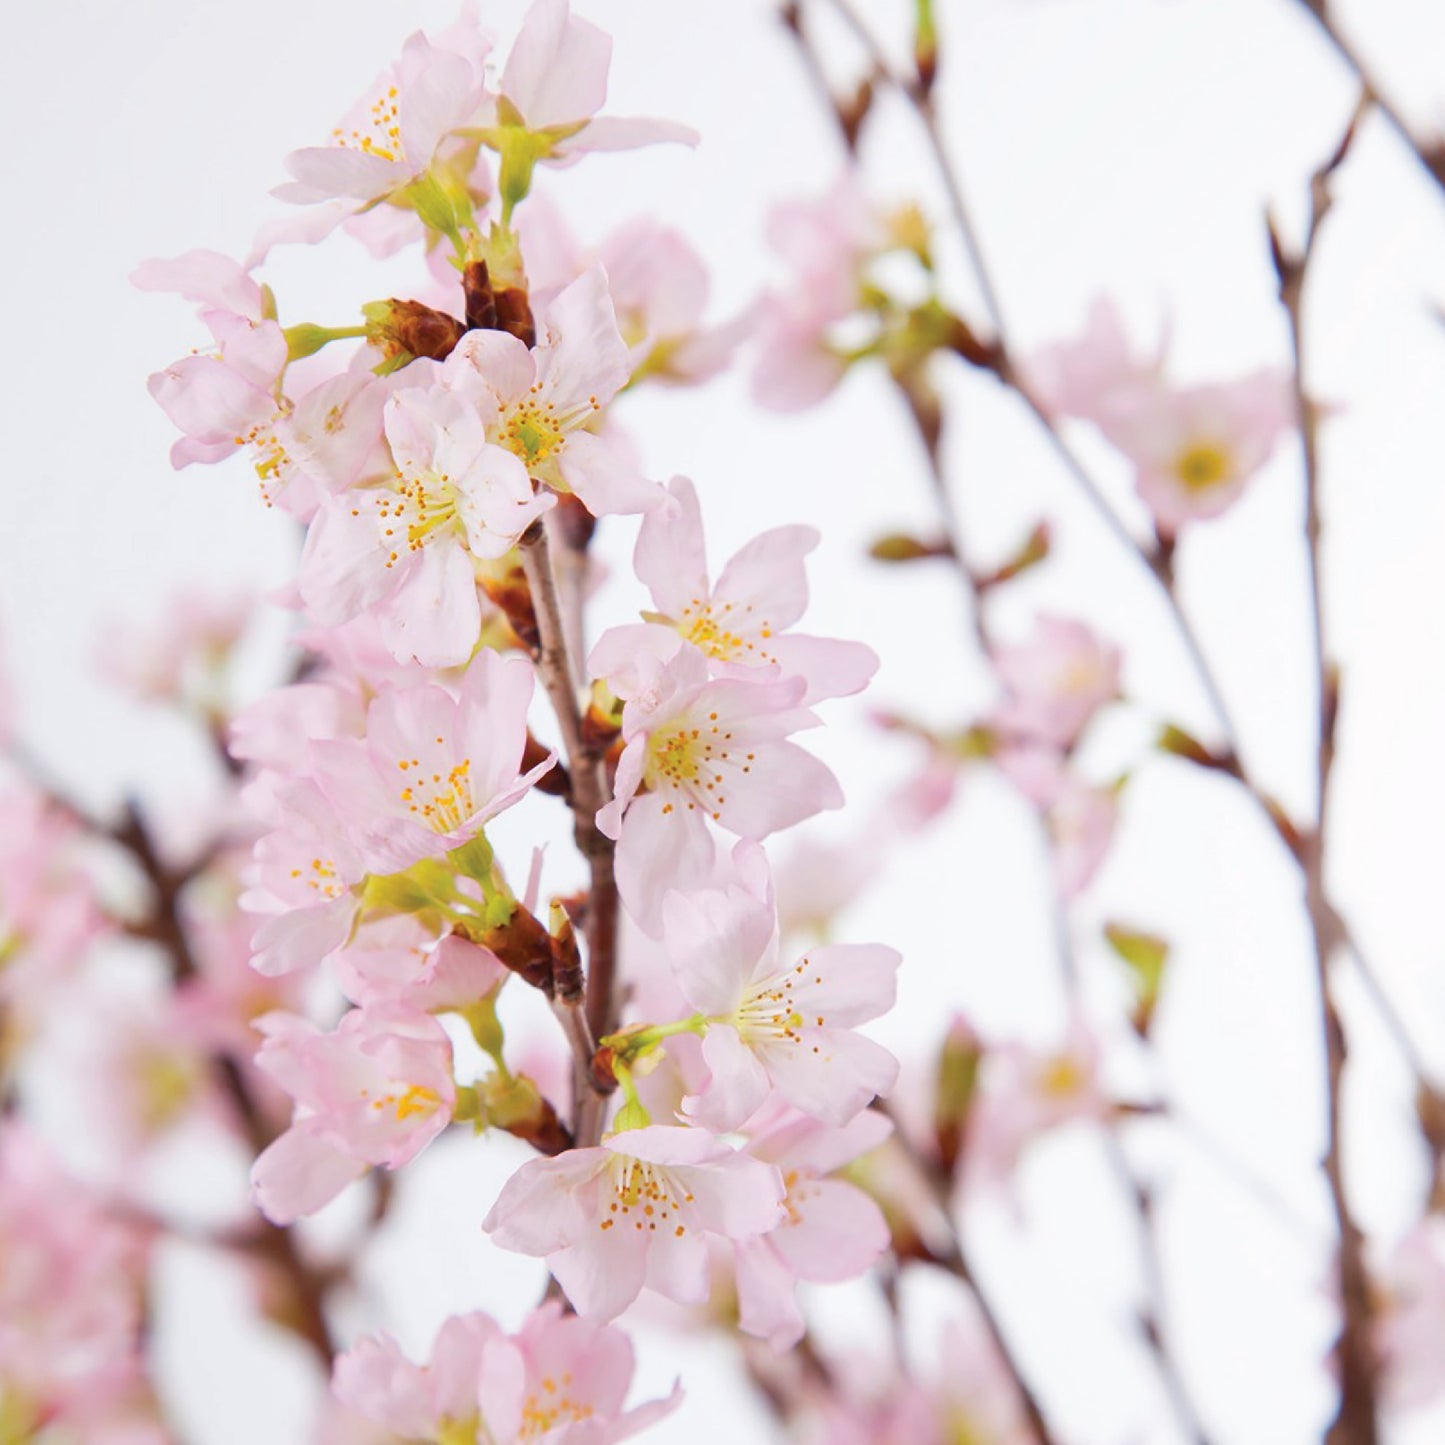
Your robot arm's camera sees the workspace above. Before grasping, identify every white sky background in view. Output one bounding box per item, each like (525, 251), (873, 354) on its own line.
(5, 0), (1445, 1442)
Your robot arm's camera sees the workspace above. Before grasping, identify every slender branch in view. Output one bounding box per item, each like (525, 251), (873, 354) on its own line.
(1274, 104), (1380, 1443)
(800, 0), (1433, 1106)
(1291, 0), (1445, 200)
(879, 1102), (1057, 1445)
(517, 523), (620, 1150)
(1103, 1132), (1213, 1445)
(114, 804), (337, 1370)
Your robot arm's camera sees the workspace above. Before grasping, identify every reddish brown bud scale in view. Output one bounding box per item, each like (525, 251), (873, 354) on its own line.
(480, 564), (541, 655)
(372, 298), (466, 362)
(478, 905), (555, 995)
(463, 259), (536, 348)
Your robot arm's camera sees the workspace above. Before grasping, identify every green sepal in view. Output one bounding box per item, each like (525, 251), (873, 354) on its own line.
(1104, 923), (1169, 1033)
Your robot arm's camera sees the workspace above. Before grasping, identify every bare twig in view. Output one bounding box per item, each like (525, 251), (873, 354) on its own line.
(517, 523), (620, 1150)
(1272, 98), (1380, 1443)
(1290, 0), (1445, 200)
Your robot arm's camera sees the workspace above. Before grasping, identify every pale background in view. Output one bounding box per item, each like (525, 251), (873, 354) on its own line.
(5, 1), (1445, 1441)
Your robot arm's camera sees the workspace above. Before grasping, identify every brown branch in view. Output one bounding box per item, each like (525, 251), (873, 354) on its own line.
(1291, 0), (1445, 200)
(517, 520), (620, 1150)
(878, 1103), (1059, 1445)
(1273, 98), (1380, 1444)
(116, 804), (338, 1371)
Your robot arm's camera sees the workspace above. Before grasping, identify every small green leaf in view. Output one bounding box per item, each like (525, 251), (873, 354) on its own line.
(1104, 923), (1169, 1033)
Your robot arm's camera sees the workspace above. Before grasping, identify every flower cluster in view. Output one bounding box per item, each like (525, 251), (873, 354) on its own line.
(132, 0), (902, 1429)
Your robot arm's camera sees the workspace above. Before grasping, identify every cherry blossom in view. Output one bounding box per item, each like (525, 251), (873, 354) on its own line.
(661, 881), (899, 1131)
(329, 1304), (679, 1443)
(0, 1125), (163, 1442)
(480, 0), (697, 213)
(307, 649), (552, 876)
(484, 1124), (786, 1319)
(1100, 371), (1294, 534)
(595, 645), (843, 935)
(250, 1005), (457, 1222)
(591, 476), (877, 704)
(989, 614), (1121, 751)
(277, 28), (491, 210)
(731, 1107), (892, 1350)
(300, 379), (550, 666)
(444, 266), (659, 517)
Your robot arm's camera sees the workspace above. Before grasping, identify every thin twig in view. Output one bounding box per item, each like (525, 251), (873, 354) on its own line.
(1291, 0), (1445, 201)
(517, 523), (620, 1150)
(117, 803), (338, 1369)
(1273, 98), (1380, 1443)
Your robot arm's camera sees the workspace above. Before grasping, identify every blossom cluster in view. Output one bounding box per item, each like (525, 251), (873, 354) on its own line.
(126, 0), (903, 1433)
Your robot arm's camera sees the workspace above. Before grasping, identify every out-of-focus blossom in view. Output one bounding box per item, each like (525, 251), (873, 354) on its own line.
(989, 615), (1121, 751)
(1101, 371), (1294, 534)
(326, 1303), (679, 1443)
(0, 1124), (164, 1442)
(1376, 1217), (1445, 1412)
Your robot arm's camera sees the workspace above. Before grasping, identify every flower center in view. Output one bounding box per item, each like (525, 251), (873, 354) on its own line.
(599, 1158), (693, 1237)
(1040, 1055), (1084, 1097)
(736, 955), (822, 1044)
(288, 856), (345, 900)
(332, 84), (402, 161)
(676, 598), (776, 664)
(502, 402), (567, 467)
(369, 469), (461, 569)
(369, 1083), (441, 1121)
(397, 756), (474, 833)
(644, 713), (743, 823)
(1174, 442), (1232, 492)
(521, 1375), (595, 1439)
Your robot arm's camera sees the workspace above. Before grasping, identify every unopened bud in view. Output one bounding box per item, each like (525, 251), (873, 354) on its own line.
(479, 904), (554, 994)
(481, 1072), (572, 1155)
(933, 1015), (982, 1173)
(869, 532), (953, 563)
(362, 298), (466, 364)
(548, 899), (583, 1003)
(479, 562), (540, 654)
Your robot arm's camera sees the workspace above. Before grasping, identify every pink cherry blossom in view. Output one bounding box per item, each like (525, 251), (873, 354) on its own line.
(263, 366), (397, 516)
(484, 1124), (786, 1319)
(989, 614), (1121, 751)
(251, 1004), (457, 1223)
(732, 1107), (893, 1350)
(307, 649), (553, 876)
(0, 1124), (161, 1440)
(241, 778), (368, 977)
(596, 645), (843, 936)
(590, 475), (878, 704)
(444, 266), (660, 516)
(97, 586), (255, 710)
(661, 882), (899, 1131)
(329, 915), (505, 1013)
(752, 173), (885, 411)
(486, 0), (697, 168)
(1027, 295), (1167, 423)
(1100, 370), (1294, 534)
(300, 378), (550, 666)
(278, 29), (490, 209)
(137, 249), (294, 472)
(0, 782), (107, 1021)
(964, 1017), (1111, 1190)
(329, 1304), (679, 1443)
